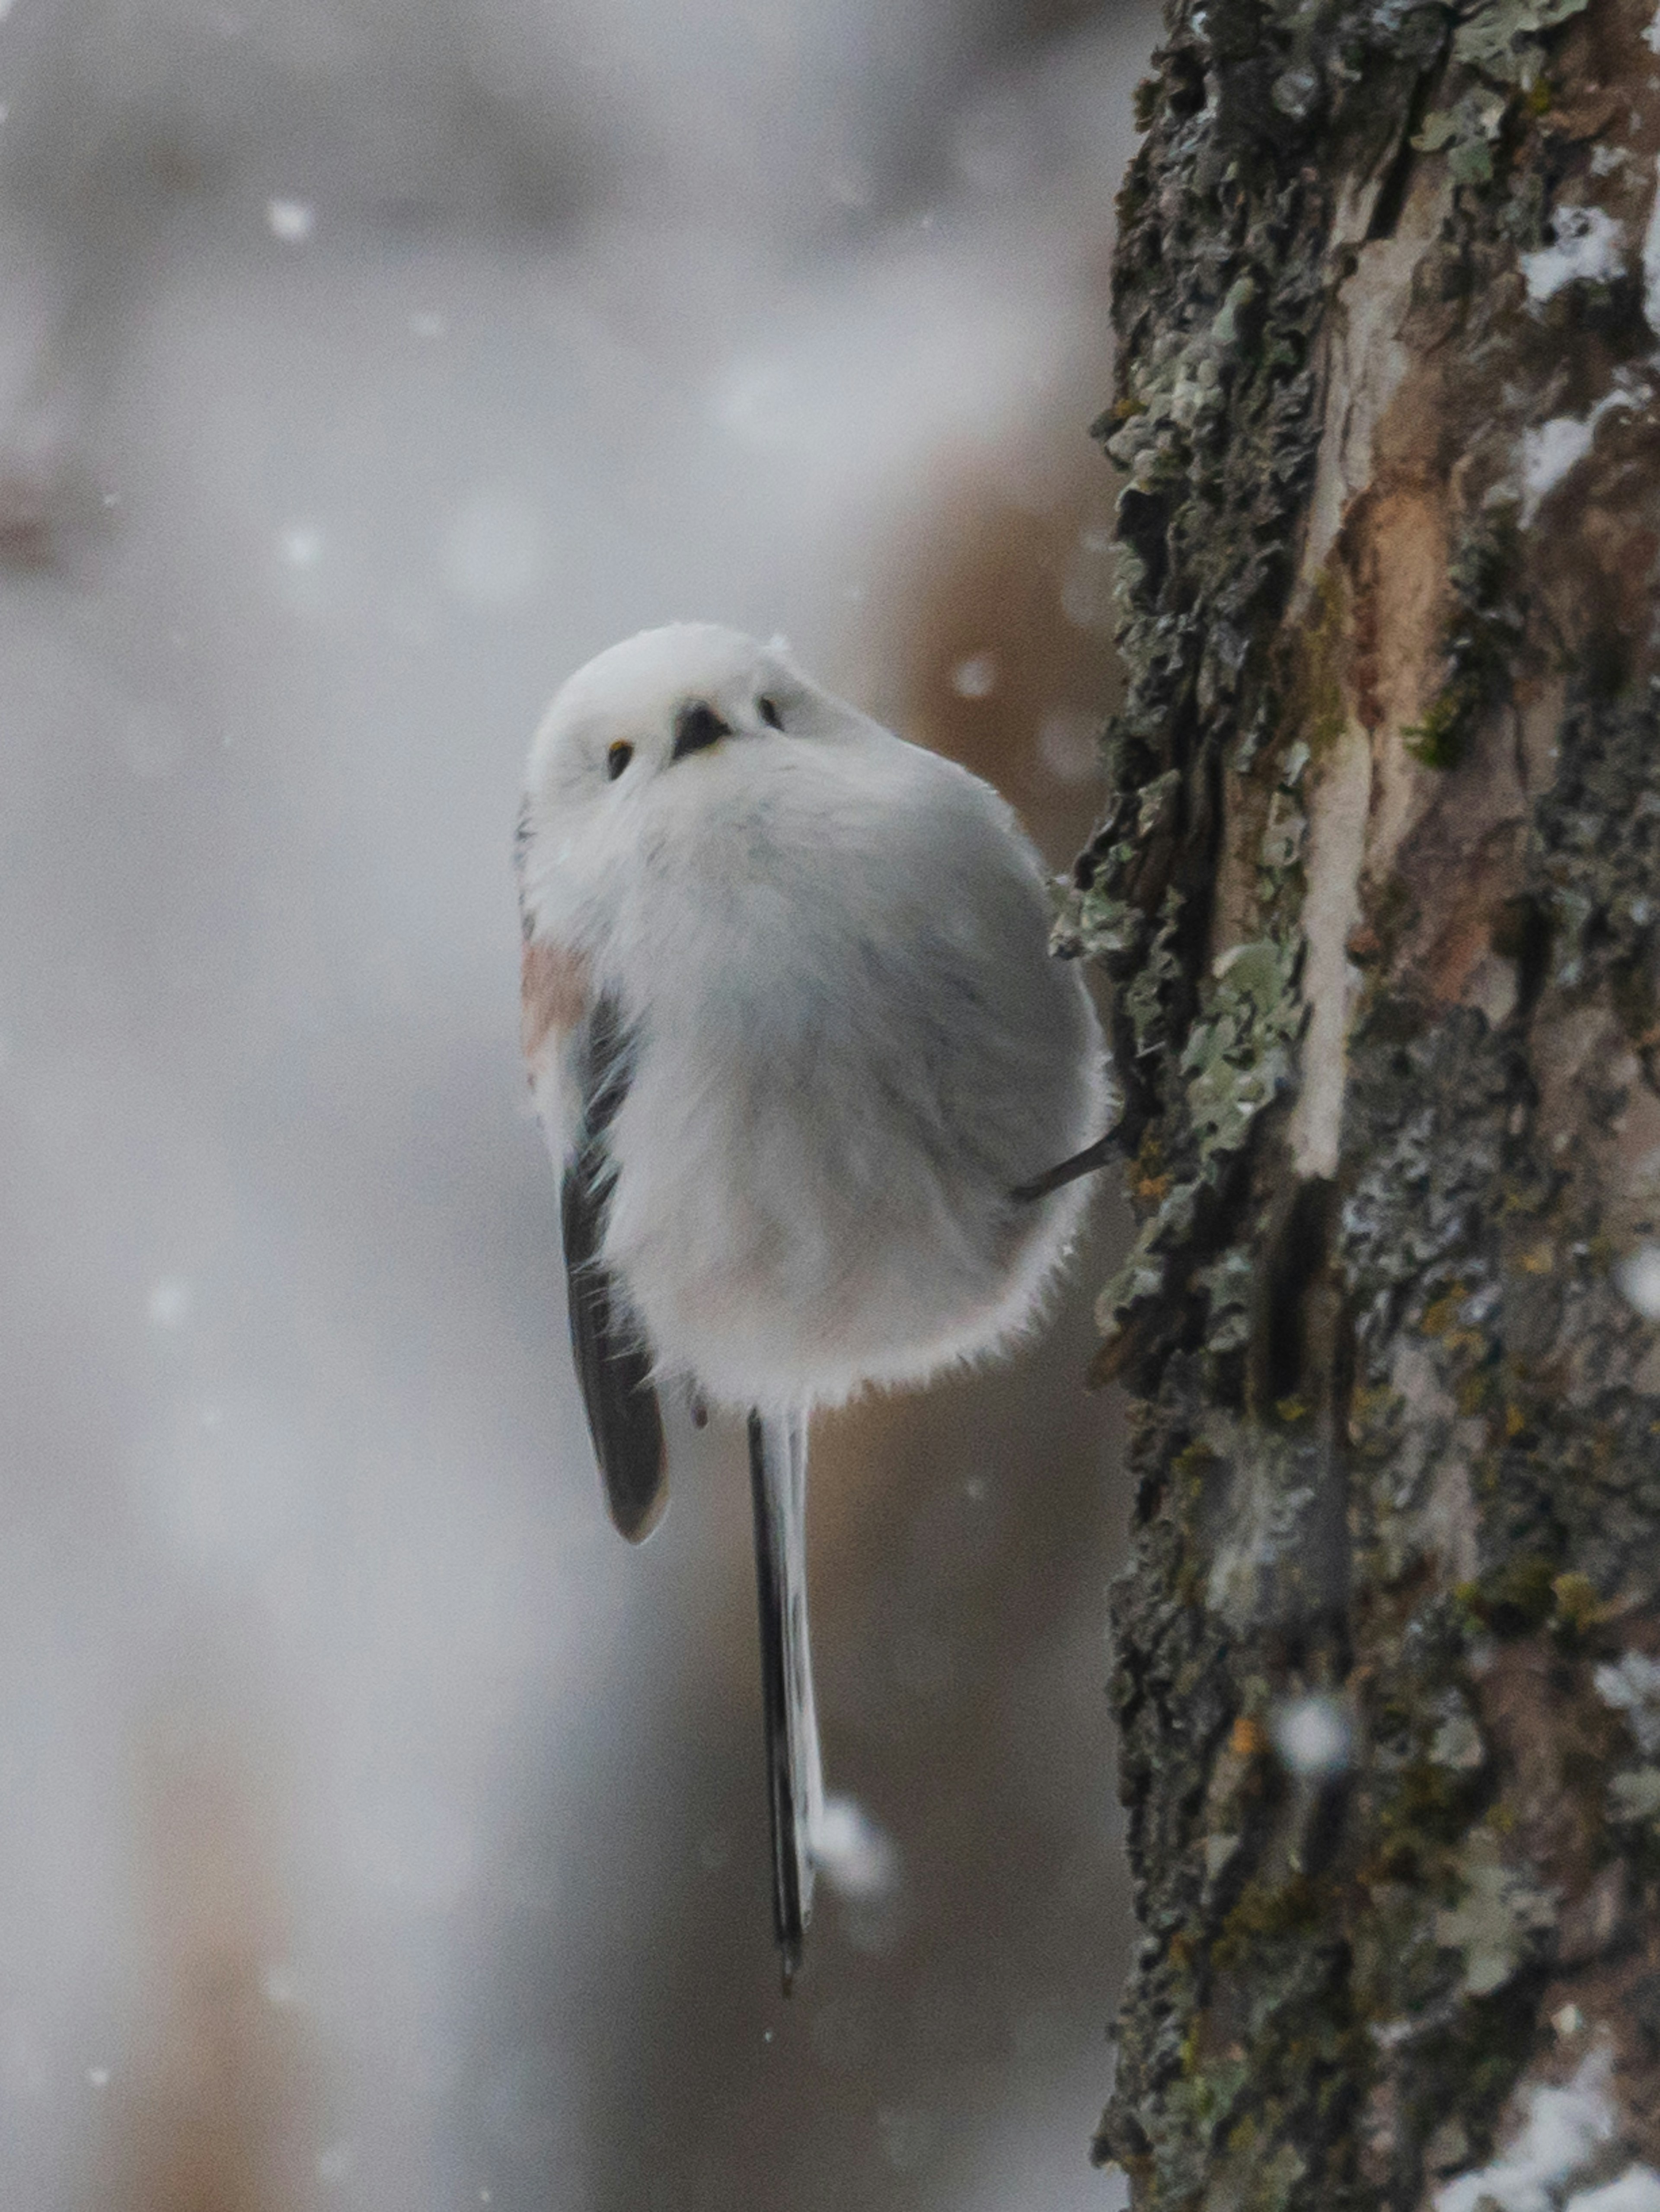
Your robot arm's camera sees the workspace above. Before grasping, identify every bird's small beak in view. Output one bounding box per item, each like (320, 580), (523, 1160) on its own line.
(671, 700), (731, 762)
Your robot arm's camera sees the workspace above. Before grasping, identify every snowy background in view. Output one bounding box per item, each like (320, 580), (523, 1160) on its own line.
(0, 0), (1154, 2205)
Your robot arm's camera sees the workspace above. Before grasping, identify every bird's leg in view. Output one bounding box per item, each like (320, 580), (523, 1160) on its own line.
(1010, 1127), (1122, 1205)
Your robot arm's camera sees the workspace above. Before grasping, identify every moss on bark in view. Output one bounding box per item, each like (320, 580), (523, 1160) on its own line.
(1079, 0), (1660, 2202)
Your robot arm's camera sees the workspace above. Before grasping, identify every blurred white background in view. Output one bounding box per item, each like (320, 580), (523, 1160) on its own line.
(0, 1), (1155, 2205)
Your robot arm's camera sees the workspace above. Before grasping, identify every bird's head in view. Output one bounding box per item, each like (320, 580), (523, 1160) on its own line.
(526, 622), (830, 805)
(515, 622), (884, 943)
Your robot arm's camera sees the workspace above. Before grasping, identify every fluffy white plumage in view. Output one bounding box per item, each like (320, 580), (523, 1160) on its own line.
(517, 621), (1106, 1412)
(516, 621), (1106, 1982)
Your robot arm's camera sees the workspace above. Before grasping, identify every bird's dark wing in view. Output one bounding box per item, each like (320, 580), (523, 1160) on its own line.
(561, 996), (667, 1542)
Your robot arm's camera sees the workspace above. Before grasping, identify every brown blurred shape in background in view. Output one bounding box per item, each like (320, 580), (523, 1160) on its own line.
(0, 2), (1156, 2206)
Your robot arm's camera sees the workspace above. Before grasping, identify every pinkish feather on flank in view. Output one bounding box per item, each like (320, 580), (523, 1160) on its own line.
(520, 938), (589, 1068)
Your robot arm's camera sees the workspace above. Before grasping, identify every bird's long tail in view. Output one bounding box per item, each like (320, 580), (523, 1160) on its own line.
(747, 1405), (822, 1991)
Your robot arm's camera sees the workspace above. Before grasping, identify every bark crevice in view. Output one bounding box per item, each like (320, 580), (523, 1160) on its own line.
(1080, 0), (1660, 2202)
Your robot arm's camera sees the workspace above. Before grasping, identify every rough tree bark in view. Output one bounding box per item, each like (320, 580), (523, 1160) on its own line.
(1069, 0), (1660, 2204)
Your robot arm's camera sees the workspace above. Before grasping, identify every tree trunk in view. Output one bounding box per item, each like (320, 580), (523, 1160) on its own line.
(1074, 0), (1660, 2203)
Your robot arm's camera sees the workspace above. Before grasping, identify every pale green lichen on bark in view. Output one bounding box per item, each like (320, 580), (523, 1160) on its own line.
(1082, 0), (1660, 2202)
(1415, 0), (1590, 182)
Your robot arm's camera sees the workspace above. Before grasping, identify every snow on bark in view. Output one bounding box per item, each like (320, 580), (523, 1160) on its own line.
(1071, 0), (1660, 2202)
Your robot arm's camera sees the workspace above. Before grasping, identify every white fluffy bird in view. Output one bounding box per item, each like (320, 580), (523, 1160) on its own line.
(515, 623), (1107, 1982)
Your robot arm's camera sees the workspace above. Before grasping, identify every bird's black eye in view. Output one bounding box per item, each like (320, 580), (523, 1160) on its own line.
(758, 695), (784, 731)
(607, 741), (634, 781)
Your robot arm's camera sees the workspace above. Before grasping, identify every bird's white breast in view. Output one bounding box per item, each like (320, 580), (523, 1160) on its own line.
(585, 727), (1105, 1411)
